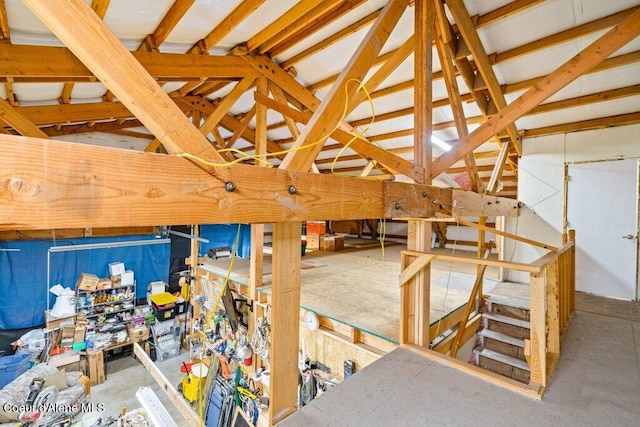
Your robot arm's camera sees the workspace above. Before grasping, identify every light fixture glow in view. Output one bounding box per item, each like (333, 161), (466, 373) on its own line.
(431, 135), (452, 151)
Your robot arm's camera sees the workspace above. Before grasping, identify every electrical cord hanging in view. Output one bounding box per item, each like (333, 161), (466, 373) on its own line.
(173, 78), (377, 175)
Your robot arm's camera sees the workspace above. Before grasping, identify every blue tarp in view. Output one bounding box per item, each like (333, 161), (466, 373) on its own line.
(199, 224), (251, 259)
(0, 235), (170, 329)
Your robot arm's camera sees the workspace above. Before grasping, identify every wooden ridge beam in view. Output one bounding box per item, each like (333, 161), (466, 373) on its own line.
(279, 0), (409, 174)
(1, 134), (461, 229)
(23, 0), (224, 162)
(432, 8), (640, 176)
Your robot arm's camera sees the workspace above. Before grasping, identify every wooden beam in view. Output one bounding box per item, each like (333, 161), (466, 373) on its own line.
(279, 0), (408, 173)
(250, 0), (343, 54)
(269, 0), (367, 59)
(90, 0), (110, 19)
(432, 8), (640, 176)
(202, 0), (267, 50)
(281, 7), (382, 69)
(224, 105), (256, 149)
(0, 44), (258, 81)
(0, 97), (48, 138)
(347, 37), (415, 111)
(150, 0), (195, 47)
(446, 0), (522, 156)
(402, 250), (542, 274)
(528, 271), (547, 387)
(199, 77), (256, 137)
(253, 91), (420, 179)
(0, 0), (10, 41)
(522, 111), (640, 138)
(247, 0), (337, 53)
(450, 245), (491, 357)
(0, 134), (465, 229)
(402, 0), (435, 349)
(22, 0), (225, 162)
(41, 119), (144, 137)
(399, 254), (436, 287)
(269, 222), (302, 424)
(60, 0), (111, 104)
(455, 219), (557, 251)
(433, 0), (482, 192)
(132, 343), (199, 426)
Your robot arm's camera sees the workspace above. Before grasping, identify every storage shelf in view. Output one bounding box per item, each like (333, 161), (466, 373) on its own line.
(85, 306), (135, 319)
(78, 283), (135, 293)
(78, 299), (134, 309)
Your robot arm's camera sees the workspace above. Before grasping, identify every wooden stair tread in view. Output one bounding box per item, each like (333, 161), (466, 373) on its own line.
(483, 312), (531, 329)
(479, 329), (525, 348)
(486, 294), (530, 310)
(475, 348), (530, 372)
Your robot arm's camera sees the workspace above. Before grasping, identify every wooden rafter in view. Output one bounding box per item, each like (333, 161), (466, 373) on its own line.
(280, 6), (381, 70)
(278, 0), (408, 174)
(433, 7), (640, 176)
(60, 0), (111, 104)
(202, 0), (266, 51)
(446, 0), (522, 156)
(146, 0), (195, 50)
(253, 91), (413, 176)
(23, 0), (224, 162)
(199, 77), (255, 136)
(269, 0), (367, 59)
(433, 0), (481, 192)
(0, 97), (48, 138)
(247, 0), (341, 54)
(224, 104), (255, 149)
(0, 0), (10, 41)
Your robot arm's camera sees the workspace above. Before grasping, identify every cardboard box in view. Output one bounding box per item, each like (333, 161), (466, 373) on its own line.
(110, 275), (122, 288)
(108, 262), (125, 276)
(121, 270), (134, 287)
(73, 326), (86, 343)
(320, 235), (344, 252)
(96, 277), (112, 290)
(307, 233), (320, 250)
(48, 351), (81, 368)
(76, 273), (99, 291)
(86, 349), (105, 385)
(128, 326), (149, 343)
(62, 325), (76, 340)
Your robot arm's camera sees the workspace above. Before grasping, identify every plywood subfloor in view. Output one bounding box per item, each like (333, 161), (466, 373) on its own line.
(280, 310), (640, 426)
(198, 244), (500, 343)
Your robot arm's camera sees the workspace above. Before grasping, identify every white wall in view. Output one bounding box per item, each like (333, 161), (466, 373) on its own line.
(505, 123), (640, 282)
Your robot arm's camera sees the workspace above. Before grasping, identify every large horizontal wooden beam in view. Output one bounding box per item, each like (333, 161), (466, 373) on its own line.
(0, 134), (483, 229)
(0, 44), (258, 82)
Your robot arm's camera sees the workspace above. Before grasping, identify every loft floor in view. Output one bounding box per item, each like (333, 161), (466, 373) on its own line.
(279, 294), (640, 426)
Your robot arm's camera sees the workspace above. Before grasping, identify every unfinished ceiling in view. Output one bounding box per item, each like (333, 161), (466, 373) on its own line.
(1, 0), (639, 201)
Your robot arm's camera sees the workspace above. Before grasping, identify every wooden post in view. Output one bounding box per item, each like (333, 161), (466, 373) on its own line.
(269, 222), (302, 425)
(546, 260), (560, 356)
(529, 271), (547, 387)
(477, 216), (487, 302)
(568, 230), (576, 313)
(402, 0), (434, 347)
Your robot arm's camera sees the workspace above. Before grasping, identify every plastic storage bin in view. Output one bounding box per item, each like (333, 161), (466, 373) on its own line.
(0, 353), (31, 388)
(149, 292), (177, 322)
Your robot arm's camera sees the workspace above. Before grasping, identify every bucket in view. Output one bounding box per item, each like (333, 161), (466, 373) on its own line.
(191, 363), (209, 379)
(81, 411), (102, 427)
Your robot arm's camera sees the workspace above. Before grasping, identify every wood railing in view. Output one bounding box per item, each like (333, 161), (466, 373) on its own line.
(526, 230), (575, 389)
(399, 229), (576, 398)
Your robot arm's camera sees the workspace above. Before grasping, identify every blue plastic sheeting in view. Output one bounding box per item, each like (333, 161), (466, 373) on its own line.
(199, 224), (251, 259)
(0, 235), (169, 329)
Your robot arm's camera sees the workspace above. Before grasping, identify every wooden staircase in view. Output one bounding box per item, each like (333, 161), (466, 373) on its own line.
(472, 293), (531, 383)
